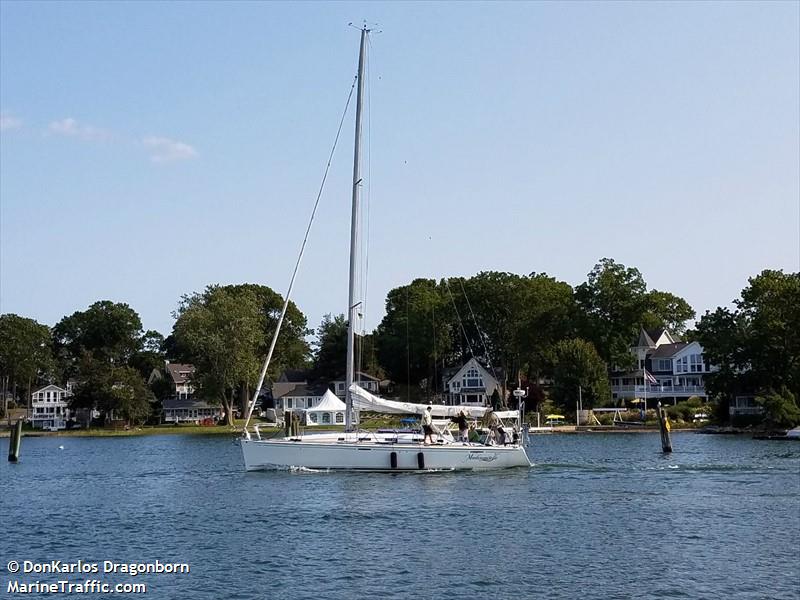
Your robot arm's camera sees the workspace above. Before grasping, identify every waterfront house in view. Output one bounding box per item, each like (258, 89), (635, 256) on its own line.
(162, 397), (222, 424)
(30, 384), (71, 430)
(273, 382), (328, 412)
(148, 361), (195, 399)
(728, 395), (764, 418)
(443, 358), (502, 407)
(331, 371), (381, 398)
(610, 327), (716, 407)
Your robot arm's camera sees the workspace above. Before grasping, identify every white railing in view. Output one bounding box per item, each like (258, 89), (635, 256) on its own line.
(611, 385), (706, 396)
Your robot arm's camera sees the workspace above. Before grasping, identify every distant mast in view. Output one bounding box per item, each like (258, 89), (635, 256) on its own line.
(346, 26), (368, 432)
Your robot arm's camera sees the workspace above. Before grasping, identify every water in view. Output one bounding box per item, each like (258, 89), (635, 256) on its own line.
(2, 432), (798, 599)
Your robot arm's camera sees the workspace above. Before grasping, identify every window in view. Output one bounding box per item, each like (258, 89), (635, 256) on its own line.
(310, 413), (318, 423)
(656, 359), (672, 371)
(335, 412), (344, 424)
(690, 354), (703, 372)
(322, 413), (331, 424)
(307, 398), (313, 408)
(287, 399), (293, 409)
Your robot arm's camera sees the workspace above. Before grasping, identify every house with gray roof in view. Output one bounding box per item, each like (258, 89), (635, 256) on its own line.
(610, 327), (717, 406)
(148, 361), (195, 399)
(273, 382), (329, 412)
(162, 397), (222, 424)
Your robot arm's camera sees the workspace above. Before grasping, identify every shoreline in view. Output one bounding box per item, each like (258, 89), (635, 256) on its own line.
(0, 424), (718, 439)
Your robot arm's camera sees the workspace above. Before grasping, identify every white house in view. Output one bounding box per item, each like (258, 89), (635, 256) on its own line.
(148, 362), (195, 399)
(332, 371), (380, 398)
(444, 358), (502, 407)
(162, 397), (222, 424)
(30, 384), (71, 430)
(610, 327), (717, 406)
(273, 383), (327, 412)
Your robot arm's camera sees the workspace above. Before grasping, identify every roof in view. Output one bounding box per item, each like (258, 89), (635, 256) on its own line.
(163, 397), (220, 410)
(307, 389), (346, 412)
(649, 342), (690, 358)
(278, 383), (328, 398)
(333, 371), (380, 383)
(166, 363), (194, 385)
(445, 358), (501, 386)
(32, 384), (69, 394)
(636, 328), (657, 348)
(278, 369), (311, 383)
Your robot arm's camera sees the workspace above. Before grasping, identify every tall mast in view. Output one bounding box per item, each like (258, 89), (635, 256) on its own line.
(346, 26), (368, 432)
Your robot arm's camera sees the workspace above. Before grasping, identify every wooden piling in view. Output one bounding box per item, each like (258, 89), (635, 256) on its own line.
(8, 419), (22, 462)
(656, 402), (673, 453)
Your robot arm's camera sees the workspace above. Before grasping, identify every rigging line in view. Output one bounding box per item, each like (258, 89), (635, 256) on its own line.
(443, 277), (477, 362)
(359, 36), (377, 383)
(431, 298), (437, 401)
(357, 38), (372, 382)
(406, 285), (411, 403)
(363, 31), (373, 343)
(243, 75), (358, 431)
(459, 278), (500, 384)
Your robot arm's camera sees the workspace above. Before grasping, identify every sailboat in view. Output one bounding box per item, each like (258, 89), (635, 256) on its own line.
(240, 27), (531, 471)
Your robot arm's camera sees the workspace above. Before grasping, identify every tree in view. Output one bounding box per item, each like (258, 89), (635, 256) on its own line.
(110, 366), (155, 424)
(756, 387), (800, 429)
(69, 358), (154, 425)
(172, 284), (310, 425)
(644, 290), (695, 335)
(516, 273), (577, 381)
(375, 279), (454, 390)
(455, 272), (526, 390)
(548, 338), (611, 409)
(53, 301), (144, 379)
(574, 258), (649, 369)
(737, 270), (800, 396)
(694, 307), (747, 405)
(0, 314), (54, 414)
(129, 330), (166, 380)
(695, 270), (800, 420)
(313, 314), (348, 382)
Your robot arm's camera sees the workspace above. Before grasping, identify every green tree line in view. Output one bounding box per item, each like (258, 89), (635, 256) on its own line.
(1, 260), (797, 427)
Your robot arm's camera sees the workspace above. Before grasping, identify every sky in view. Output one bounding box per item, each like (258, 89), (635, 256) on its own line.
(1, 1), (798, 340)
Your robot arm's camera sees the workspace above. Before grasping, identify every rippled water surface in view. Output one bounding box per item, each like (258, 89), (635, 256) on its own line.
(2, 432), (798, 599)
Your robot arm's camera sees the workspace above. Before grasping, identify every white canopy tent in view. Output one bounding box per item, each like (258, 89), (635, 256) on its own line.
(305, 389), (346, 426)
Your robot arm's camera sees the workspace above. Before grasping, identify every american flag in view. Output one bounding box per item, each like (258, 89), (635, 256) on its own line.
(644, 370), (658, 385)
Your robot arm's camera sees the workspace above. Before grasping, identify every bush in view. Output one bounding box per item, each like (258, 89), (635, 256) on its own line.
(664, 399), (714, 425)
(757, 387), (800, 429)
(595, 412), (615, 426)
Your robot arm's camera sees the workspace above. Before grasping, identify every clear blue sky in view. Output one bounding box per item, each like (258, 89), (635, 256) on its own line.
(2, 1), (798, 338)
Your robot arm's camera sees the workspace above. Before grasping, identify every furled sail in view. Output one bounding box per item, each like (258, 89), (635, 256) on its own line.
(350, 384), (518, 419)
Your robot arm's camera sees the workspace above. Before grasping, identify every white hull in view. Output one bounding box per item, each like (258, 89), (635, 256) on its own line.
(240, 436), (531, 471)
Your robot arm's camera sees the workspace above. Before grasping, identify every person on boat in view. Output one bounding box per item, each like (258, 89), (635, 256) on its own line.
(422, 406), (435, 445)
(484, 409), (504, 445)
(451, 409), (469, 444)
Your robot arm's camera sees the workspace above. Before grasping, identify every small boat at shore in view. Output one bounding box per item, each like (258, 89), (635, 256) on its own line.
(753, 426), (800, 441)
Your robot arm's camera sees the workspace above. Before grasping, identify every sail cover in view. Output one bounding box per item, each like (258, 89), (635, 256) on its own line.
(350, 384), (518, 419)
